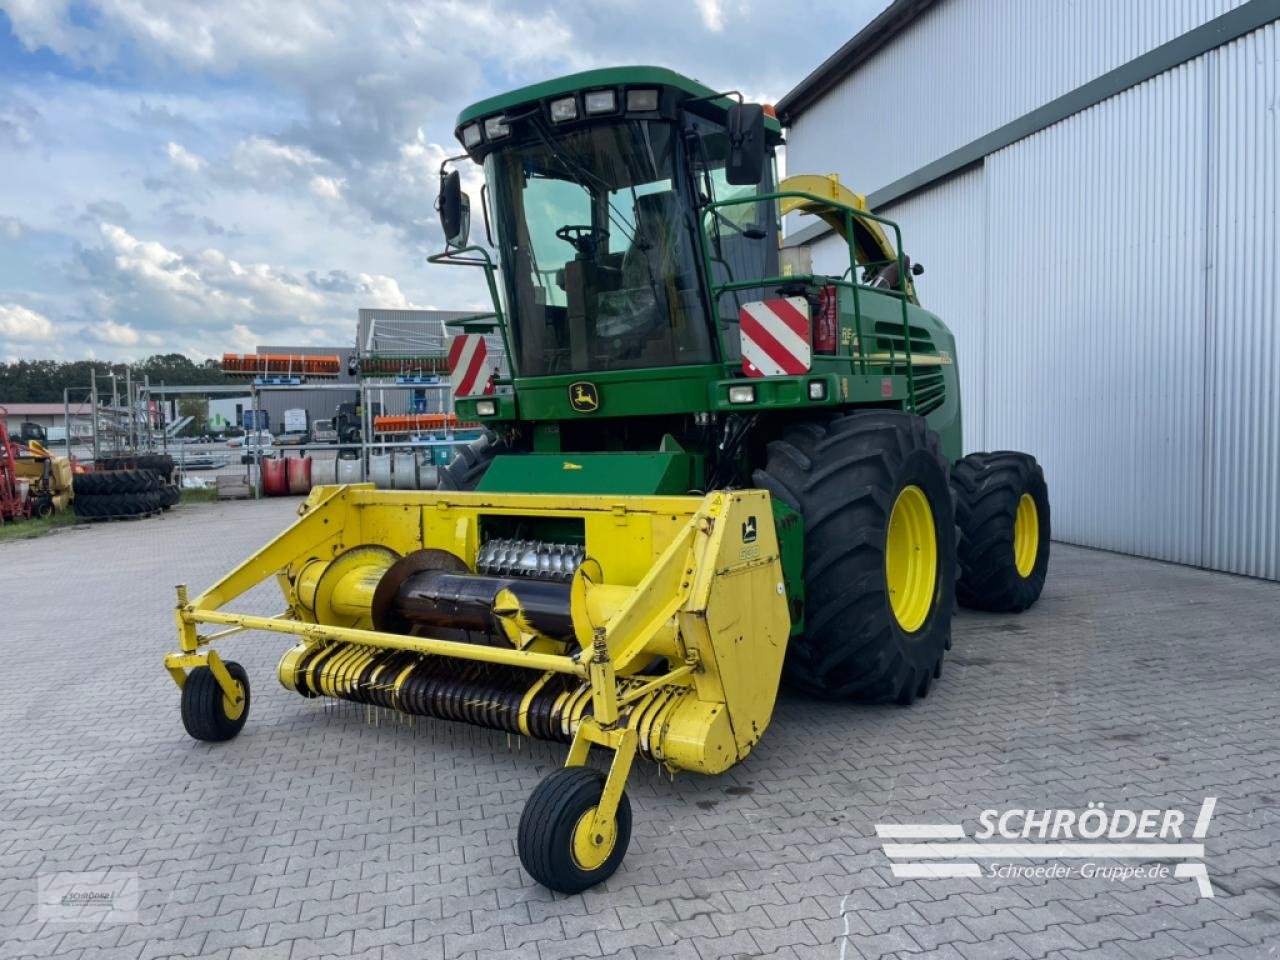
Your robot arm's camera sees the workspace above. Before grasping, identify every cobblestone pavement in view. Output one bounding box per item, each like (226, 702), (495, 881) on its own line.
(1, 498), (1278, 960)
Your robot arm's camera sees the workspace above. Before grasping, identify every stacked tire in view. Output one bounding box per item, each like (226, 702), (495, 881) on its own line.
(72, 469), (164, 519)
(92, 453), (180, 510)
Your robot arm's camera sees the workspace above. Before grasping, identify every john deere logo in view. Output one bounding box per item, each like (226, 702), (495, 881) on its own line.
(742, 515), (758, 543)
(569, 381), (599, 413)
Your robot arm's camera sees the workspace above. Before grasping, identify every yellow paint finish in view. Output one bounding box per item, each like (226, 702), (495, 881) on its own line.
(885, 485), (938, 633)
(1014, 493), (1039, 578)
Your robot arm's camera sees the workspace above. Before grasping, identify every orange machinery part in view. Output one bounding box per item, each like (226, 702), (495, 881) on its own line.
(372, 413), (481, 434)
(221, 353), (341, 376)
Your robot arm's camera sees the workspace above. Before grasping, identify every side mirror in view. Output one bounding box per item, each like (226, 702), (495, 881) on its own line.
(725, 102), (766, 186)
(437, 170), (470, 247)
(911, 262), (924, 276)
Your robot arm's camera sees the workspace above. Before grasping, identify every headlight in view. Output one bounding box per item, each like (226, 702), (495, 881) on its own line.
(461, 124), (482, 148)
(483, 116), (509, 139)
(728, 385), (756, 404)
(626, 89), (659, 112)
(549, 97), (578, 122)
(584, 90), (616, 115)
(808, 381), (827, 400)
(475, 400), (497, 416)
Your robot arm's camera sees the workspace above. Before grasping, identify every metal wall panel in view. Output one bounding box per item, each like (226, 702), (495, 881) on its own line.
(1204, 21), (1279, 579)
(787, 0), (1245, 197)
(983, 58), (1210, 566)
(809, 165), (991, 451)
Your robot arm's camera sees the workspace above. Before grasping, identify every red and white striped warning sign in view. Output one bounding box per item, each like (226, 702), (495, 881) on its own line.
(740, 297), (812, 377)
(447, 335), (496, 397)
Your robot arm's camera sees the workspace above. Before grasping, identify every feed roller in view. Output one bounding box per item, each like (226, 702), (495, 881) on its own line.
(164, 484), (790, 889)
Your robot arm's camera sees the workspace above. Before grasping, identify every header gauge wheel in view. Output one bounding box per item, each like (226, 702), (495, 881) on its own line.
(518, 767), (631, 893)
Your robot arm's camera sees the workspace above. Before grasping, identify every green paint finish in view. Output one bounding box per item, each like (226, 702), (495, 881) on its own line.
(456, 393), (517, 422)
(771, 499), (805, 636)
(514, 366), (722, 420)
(456, 65), (781, 134)
(476, 452), (697, 495)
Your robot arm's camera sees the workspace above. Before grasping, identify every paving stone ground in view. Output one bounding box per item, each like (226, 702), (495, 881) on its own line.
(1, 497), (1278, 960)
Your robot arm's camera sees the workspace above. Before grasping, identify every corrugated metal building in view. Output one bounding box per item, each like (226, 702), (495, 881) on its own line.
(777, 0), (1278, 580)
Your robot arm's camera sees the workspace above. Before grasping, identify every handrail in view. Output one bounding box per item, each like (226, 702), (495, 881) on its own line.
(426, 245), (515, 368)
(697, 188), (917, 411)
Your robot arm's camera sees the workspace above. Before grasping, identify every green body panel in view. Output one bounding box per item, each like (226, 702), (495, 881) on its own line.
(476, 452), (699, 495)
(513, 366), (721, 420)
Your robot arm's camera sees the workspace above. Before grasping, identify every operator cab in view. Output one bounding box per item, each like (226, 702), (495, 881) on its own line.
(444, 67), (783, 379)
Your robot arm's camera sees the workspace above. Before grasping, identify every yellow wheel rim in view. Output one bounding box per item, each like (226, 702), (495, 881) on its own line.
(1014, 492), (1039, 578)
(571, 807), (616, 872)
(222, 682), (246, 721)
(885, 485), (938, 633)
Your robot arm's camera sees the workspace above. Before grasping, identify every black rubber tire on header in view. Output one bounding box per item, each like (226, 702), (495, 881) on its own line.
(180, 662), (251, 742)
(518, 766), (631, 894)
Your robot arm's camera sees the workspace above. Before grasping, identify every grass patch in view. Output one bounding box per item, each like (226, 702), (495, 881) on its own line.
(180, 486), (220, 505)
(0, 509), (78, 544)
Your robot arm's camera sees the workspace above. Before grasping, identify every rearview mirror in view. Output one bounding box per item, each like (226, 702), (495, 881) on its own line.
(437, 170), (470, 247)
(725, 102), (765, 186)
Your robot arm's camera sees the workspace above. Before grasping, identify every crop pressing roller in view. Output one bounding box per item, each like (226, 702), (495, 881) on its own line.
(166, 64), (1050, 893)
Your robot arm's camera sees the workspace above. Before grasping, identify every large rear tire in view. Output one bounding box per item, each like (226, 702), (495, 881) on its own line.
(952, 452), (1050, 612)
(753, 411), (956, 703)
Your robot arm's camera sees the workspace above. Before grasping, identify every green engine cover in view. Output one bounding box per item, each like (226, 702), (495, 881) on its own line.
(476, 452), (700, 495)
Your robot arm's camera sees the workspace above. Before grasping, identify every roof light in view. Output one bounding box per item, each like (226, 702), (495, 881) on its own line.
(483, 115), (510, 139)
(461, 124), (482, 148)
(626, 89), (659, 112)
(584, 89), (617, 115)
(549, 96), (578, 122)
(728, 385), (756, 404)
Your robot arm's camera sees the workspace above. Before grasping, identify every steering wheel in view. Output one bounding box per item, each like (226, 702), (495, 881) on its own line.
(555, 224), (608, 257)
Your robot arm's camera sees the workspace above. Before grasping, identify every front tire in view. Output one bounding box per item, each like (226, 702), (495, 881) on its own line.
(181, 662), (250, 742)
(952, 452), (1050, 612)
(517, 767), (631, 893)
(754, 410), (956, 703)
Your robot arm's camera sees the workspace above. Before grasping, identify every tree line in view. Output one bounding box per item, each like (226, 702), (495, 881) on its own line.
(0, 354), (226, 403)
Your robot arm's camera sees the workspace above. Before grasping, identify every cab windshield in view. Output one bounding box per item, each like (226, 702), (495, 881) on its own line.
(486, 120), (714, 377)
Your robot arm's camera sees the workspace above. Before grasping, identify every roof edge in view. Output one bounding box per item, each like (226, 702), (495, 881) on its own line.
(775, 0), (939, 123)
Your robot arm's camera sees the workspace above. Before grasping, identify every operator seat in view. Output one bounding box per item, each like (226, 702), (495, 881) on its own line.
(625, 191), (696, 291)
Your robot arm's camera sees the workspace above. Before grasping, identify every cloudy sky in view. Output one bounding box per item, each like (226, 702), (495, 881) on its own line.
(0, 0), (882, 362)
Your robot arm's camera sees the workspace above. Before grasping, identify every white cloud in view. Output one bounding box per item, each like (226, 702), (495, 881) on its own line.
(694, 0), (728, 31)
(71, 222), (421, 356)
(0, 0), (887, 361)
(87, 318), (142, 345)
(0, 303), (56, 341)
(165, 141), (206, 173)
(232, 135), (323, 181)
(308, 174), (345, 200)
(229, 322), (259, 352)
